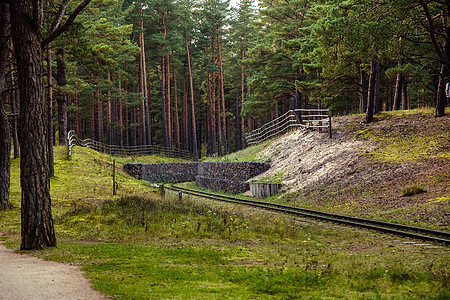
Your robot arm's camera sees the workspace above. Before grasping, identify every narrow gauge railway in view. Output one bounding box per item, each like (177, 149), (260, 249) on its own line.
(165, 184), (450, 246)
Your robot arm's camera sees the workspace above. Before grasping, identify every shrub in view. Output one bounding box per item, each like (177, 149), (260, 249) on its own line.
(401, 184), (426, 197)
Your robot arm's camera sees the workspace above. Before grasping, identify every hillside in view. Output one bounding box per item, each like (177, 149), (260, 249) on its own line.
(229, 108), (449, 231)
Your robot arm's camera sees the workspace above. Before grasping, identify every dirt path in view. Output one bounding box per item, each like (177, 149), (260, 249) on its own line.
(0, 242), (106, 300)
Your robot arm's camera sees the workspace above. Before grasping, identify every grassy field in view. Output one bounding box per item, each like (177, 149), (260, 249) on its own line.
(0, 135), (449, 298)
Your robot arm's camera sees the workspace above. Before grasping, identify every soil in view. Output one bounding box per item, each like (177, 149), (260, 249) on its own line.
(250, 111), (450, 230)
(0, 242), (106, 300)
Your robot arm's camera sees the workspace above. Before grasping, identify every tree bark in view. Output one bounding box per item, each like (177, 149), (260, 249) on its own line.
(240, 46), (245, 149)
(139, 7), (151, 145)
(55, 49), (68, 145)
(166, 54), (172, 147)
(436, 63), (447, 117)
(364, 58), (379, 123)
(393, 73), (402, 110)
(107, 72), (112, 144)
(161, 57), (169, 149)
(358, 65), (368, 114)
(96, 84), (103, 143)
(173, 67), (180, 149)
(185, 33), (198, 160)
(46, 46), (54, 177)
(0, 2), (11, 210)
(217, 35), (227, 154)
(10, 0), (56, 249)
(10, 39), (20, 159)
(55, 49), (68, 146)
(182, 70), (189, 150)
(401, 77), (408, 110)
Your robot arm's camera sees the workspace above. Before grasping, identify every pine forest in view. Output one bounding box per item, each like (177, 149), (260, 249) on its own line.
(2, 0), (449, 163)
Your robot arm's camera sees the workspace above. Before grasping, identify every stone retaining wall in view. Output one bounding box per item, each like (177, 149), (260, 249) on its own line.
(195, 161), (270, 194)
(143, 162), (199, 183)
(123, 163), (143, 180)
(123, 162), (198, 182)
(195, 176), (250, 194)
(197, 162), (270, 181)
(123, 161), (270, 194)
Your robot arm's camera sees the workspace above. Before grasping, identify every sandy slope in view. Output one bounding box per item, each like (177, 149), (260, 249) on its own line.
(0, 242), (105, 300)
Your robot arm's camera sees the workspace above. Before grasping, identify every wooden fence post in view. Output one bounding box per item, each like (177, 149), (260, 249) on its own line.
(113, 159), (117, 195)
(160, 184), (165, 199)
(328, 113), (332, 139)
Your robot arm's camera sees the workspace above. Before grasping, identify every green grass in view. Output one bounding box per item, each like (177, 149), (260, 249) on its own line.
(1, 143), (449, 299)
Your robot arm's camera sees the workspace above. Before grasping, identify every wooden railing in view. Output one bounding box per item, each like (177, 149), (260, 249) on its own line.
(244, 109), (332, 146)
(67, 130), (191, 160)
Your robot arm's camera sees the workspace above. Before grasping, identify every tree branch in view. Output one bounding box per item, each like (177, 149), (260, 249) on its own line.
(42, 0), (92, 48)
(49, 0), (71, 33)
(419, 0), (448, 66)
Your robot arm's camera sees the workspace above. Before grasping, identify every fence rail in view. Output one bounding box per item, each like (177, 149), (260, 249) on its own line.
(244, 109), (331, 146)
(67, 130), (191, 160)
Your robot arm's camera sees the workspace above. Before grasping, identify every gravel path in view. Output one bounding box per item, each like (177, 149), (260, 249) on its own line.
(0, 242), (106, 300)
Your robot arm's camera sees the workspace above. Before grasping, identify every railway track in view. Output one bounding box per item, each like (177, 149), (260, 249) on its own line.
(165, 184), (450, 246)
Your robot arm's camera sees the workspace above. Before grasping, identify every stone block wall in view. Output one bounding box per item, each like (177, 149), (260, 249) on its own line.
(197, 162), (270, 181)
(142, 162), (199, 183)
(123, 162), (198, 183)
(123, 161), (270, 194)
(195, 176), (249, 194)
(123, 163), (143, 180)
(196, 162), (270, 194)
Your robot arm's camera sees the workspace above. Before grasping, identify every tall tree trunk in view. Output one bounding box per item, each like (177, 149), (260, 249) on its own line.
(10, 40), (20, 159)
(96, 85), (103, 143)
(166, 54), (172, 147)
(217, 67), (222, 156)
(46, 45), (54, 177)
(118, 80), (123, 146)
(247, 74), (252, 133)
(295, 69), (304, 121)
(0, 2), (11, 210)
(10, 0), (56, 249)
(217, 35), (227, 154)
(74, 93), (81, 136)
(173, 67), (180, 149)
(90, 104), (95, 140)
(161, 57), (169, 149)
(182, 70), (189, 150)
(240, 46), (245, 149)
(107, 71), (112, 144)
(235, 91), (241, 150)
(364, 58), (379, 123)
(185, 33), (198, 160)
(401, 78), (408, 110)
(393, 60), (403, 111)
(373, 65), (380, 115)
(55, 49), (68, 146)
(139, 7), (151, 145)
(393, 73), (402, 110)
(207, 71), (216, 155)
(130, 105), (137, 147)
(90, 72), (95, 140)
(358, 65), (368, 114)
(125, 83), (129, 146)
(436, 63), (447, 117)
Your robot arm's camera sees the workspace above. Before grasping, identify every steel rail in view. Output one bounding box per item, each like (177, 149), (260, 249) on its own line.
(166, 184), (450, 246)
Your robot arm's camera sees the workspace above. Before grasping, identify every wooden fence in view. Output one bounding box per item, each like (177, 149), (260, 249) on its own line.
(244, 108), (332, 146)
(67, 130), (191, 160)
